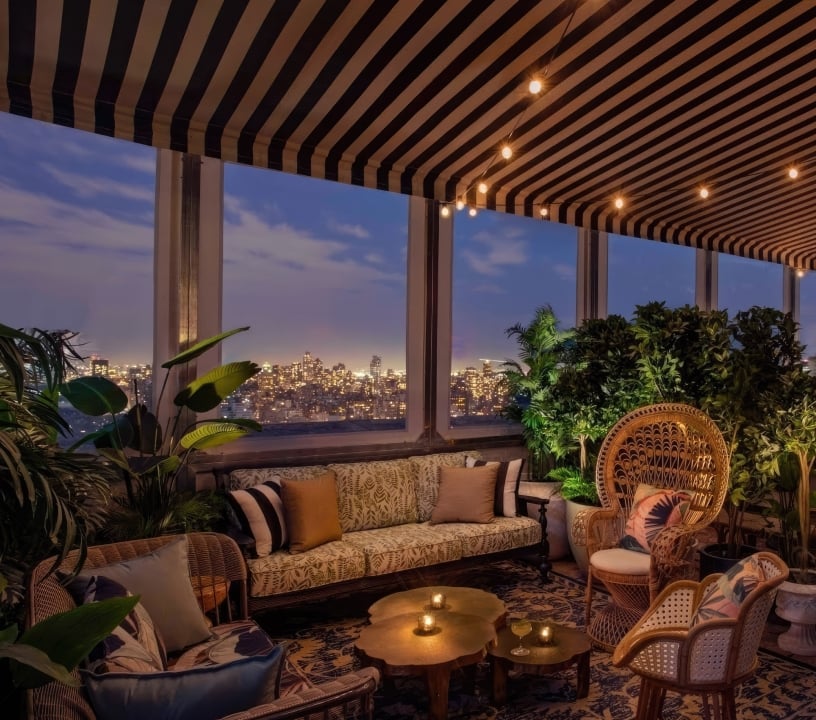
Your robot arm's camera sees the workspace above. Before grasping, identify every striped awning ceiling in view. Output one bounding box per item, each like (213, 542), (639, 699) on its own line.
(3, 0), (816, 267)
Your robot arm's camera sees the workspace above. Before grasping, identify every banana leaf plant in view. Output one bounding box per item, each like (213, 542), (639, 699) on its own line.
(58, 328), (262, 537)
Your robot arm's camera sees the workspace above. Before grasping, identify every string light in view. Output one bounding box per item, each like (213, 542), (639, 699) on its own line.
(789, 167), (800, 179)
(796, 268), (807, 278)
(539, 206), (548, 217)
(477, 181), (488, 194)
(440, 204), (450, 218)
(455, 198), (465, 211)
(614, 195), (625, 210)
(468, 207), (477, 217)
(501, 145), (513, 160)
(699, 187), (710, 199)
(529, 78), (543, 94)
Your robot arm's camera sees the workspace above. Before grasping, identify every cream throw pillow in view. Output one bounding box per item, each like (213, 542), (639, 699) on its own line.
(429, 465), (498, 524)
(281, 471), (343, 553)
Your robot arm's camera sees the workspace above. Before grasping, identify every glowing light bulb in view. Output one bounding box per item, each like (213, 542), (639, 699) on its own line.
(440, 205), (450, 218)
(455, 198), (465, 211)
(477, 181), (488, 194)
(614, 196), (624, 210)
(529, 79), (542, 94)
(789, 167), (800, 179)
(796, 268), (807, 278)
(501, 145), (513, 160)
(468, 207), (477, 217)
(539, 206), (548, 217)
(699, 187), (709, 199)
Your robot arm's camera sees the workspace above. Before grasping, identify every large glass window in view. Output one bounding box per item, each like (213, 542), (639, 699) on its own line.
(608, 234), (695, 317)
(450, 211), (577, 428)
(0, 112), (155, 441)
(221, 166), (409, 434)
(800, 272), (816, 367)
(718, 253), (782, 315)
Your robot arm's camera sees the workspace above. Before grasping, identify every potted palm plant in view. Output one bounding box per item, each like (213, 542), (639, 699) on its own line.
(60, 327), (262, 540)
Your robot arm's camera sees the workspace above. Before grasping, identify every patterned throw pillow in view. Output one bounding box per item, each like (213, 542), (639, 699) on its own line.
(466, 456), (524, 517)
(619, 483), (691, 553)
(691, 553), (766, 626)
(227, 478), (287, 557)
(71, 575), (167, 673)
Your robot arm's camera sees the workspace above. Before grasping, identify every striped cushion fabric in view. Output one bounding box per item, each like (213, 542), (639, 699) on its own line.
(227, 480), (287, 557)
(466, 457), (524, 517)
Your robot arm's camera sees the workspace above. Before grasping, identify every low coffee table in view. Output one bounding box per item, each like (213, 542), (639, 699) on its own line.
(354, 611), (496, 720)
(367, 585), (507, 629)
(488, 621), (591, 704)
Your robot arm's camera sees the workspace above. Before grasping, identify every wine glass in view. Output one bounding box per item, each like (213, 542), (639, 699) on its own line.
(509, 616), (532, 656)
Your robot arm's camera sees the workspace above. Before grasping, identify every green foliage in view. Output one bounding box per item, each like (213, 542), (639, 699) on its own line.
(503, 303), (808, 558)
(547, 466), (599, 506)
(60, 328), (262, 540)
(0, 325), (118, 628)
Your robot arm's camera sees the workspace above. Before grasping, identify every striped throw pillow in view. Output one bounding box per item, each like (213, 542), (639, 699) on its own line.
(466, 457), (524, 517)
(227, 479), (288, 557)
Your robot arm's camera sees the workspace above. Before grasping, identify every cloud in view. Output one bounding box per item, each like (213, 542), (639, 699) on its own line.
(40, 163), (154, 202)
(553, 263), (576, 280)
(364, 253), (384, 264)
(326, 219), (370, 239)
(461, 231), (527, 276)
(119, 152), (157, 174)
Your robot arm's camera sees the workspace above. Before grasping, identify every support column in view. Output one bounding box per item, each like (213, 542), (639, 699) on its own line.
(783, 266), (800, 326)
(154, 150), (224, 483)
(576, 228), (607, 322)
(695, 249), (718, 311)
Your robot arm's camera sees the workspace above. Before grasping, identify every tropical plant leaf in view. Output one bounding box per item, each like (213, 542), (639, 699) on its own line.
(13, 595), (138, 689)
(173, 361), (260, 412)
(178, 423), (255, 451)
(60, 376), (129, 417)
(1, 642), (78, 687)
(161, 327), (250, 369)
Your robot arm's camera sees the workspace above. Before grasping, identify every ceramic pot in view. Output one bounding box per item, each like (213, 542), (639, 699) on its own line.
(564, 498), (594, 575)
(775, 575), (816, 656)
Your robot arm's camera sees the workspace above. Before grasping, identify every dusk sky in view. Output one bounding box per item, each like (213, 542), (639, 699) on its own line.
(1, 110), (812, 373)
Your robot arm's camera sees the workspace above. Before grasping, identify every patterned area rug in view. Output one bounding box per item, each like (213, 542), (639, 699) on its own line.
(256, 560), (816, 719)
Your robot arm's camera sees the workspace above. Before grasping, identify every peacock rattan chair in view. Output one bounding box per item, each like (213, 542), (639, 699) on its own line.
(572, 403), (730, 651)
(612, 551), (788, 720)
(26, 532), (378, 720)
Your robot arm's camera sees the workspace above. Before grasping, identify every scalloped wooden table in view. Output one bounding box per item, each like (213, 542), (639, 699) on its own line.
(354, 611), (496, 720)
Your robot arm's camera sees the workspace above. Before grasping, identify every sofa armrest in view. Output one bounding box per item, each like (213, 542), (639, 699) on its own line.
(517, 494), (551, 582)
(219, 668), (380, 720)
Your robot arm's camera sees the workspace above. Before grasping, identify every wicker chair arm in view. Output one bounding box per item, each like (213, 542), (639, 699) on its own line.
(648, 524), (699, 597)
(571, 506), (614, 549)
(612, 626), (688, 667)
(220, 668), (380, 720)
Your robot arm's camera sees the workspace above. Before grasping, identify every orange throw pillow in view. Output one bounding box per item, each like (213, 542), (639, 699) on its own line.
(281, 471), (342, 553)
(429, 465), (498, 524)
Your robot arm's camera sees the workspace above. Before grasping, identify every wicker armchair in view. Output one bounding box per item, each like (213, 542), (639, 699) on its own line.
(572, 403), (730, 650)
(612, 551), (788, 720)
(25, 532), (379, 720)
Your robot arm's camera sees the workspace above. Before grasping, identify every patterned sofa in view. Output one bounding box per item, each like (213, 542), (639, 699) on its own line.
(225, 452), (547, 612)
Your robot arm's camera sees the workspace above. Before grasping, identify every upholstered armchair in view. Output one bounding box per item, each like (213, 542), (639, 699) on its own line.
(26, 532), (378, 720)
(612, 551), (788, 720)
(572, 403), (730, 650)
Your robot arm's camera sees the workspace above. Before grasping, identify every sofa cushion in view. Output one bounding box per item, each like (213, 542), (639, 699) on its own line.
(281, 471), (343, 553)
(342, 525), (462, 576)
(226, 479), (287, 557)
(430, 465), (497, 524)
(81, 644), (286, 720)
(246, 541), (367, 597)
(430, 516), (542, 557)
(229, 465), (329, 491)
(172, 620), (281, 671)
(75, 537), (212, 653)
(409, 452), (475, 522)
(328, 458), (417, 532)
(466, 456), (524, 517)
(73, 575), (167, 674)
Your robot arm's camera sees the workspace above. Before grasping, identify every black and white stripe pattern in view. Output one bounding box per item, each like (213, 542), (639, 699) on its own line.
(227, 479), (287, 558)
(2, 1), (815, 267)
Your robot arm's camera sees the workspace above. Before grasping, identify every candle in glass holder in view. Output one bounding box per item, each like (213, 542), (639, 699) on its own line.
(430, 591), (446, 610)
(418, 612), (436, 633)
(539, 624), (553, 645)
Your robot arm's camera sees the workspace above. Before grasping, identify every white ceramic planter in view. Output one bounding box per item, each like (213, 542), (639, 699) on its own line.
(775, 578), (816, 656)
(564, 498), (593, 576)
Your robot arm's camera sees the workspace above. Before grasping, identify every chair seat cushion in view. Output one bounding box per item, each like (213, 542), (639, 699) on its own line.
(590, 547), (651, 575)
(172, 621), (279, 670)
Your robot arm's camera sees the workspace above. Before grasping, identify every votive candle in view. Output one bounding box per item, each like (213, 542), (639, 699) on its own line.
(539, 624), (553, 645)
(430, 592), (446, 609)
(418, 613), (436, 633)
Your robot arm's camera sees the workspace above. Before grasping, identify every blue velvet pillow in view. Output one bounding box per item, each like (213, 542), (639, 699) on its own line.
(81, 644), (286, 720)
